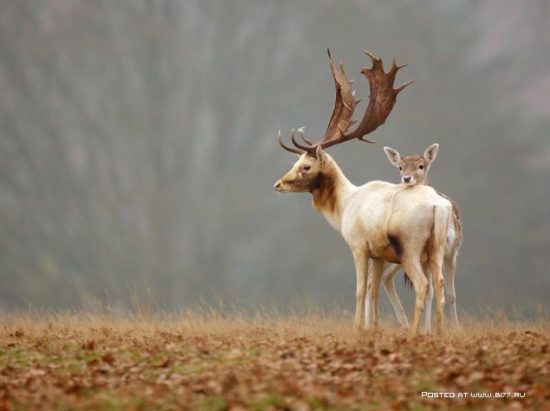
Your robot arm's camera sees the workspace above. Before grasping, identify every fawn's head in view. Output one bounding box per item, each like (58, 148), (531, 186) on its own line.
(383, 143), (439, 186)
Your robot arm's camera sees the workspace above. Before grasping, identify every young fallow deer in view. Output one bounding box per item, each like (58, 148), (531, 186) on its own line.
(273, 49), (453, 334)
(365, 144), (462, 331)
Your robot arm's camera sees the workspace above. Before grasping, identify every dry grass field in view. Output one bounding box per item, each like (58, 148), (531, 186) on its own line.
(0, 310), (548, 410)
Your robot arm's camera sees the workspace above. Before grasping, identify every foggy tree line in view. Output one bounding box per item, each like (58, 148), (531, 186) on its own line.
(0, 0), (548, 314)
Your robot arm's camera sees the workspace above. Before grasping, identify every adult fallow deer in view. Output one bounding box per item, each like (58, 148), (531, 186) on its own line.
(365, 144), (462, 331)
(273, 50), (453, 334)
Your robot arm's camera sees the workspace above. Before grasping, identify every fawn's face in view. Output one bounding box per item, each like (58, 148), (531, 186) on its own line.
(384, 143), (439, 187)
(397, 155), (428, 186)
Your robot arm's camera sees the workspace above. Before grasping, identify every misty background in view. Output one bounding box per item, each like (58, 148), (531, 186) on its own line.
(0, 1), (548, 316)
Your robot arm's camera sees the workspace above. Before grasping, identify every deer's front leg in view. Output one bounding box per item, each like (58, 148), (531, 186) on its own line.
(352, 250), (369, 330)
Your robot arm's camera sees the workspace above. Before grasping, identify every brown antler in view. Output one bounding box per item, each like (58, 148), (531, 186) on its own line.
(322, 49), (358, 143)
(343, 51), (413, 143)
(278, 49), (412, 156)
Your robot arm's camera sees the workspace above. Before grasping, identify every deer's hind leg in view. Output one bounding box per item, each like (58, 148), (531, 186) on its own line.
(444, 254), (459, 327)
(422, 264), (434, 334)
(401, 255), (429, 335)
(382, 263), (409, 327)
(429, 251), (446, 336)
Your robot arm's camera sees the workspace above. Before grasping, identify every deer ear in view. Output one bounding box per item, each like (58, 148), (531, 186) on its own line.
(315, 146), (327, 163)
(383, 146), (402, 168)
(424, 143), (439, 164)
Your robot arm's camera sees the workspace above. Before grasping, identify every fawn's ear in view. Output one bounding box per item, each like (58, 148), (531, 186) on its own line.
(423, 143), (439, 164)
(383, 146), (402, 168)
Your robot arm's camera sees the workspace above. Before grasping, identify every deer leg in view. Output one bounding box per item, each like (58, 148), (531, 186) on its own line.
(352, 250), (369, 330)
(382, 264), (409, 327)
(401, 257), (428, 335)
(429, 254), (446, 336)
(368, 258), (384, 330)
(423, 265), (433, 334)
(444, 254), (459, 328)
(365, 260), (373, 328)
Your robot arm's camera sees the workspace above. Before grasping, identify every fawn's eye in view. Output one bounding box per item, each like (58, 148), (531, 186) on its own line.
(418, 164), (424, 170)
(303, 165), (311, 171)
(399, 166), (402, 171)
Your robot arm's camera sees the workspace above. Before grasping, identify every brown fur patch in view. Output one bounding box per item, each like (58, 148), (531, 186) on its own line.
(401, 155), (425, 168)
(311, 171), (339, 216)
(387, 234), (403, 260)
(403, 273), (412, 289)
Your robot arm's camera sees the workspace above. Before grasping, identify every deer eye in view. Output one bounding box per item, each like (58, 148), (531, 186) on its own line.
(399, 166), (402, 171)
(302, 165), (311, 171)
(418, 164), (424, 170)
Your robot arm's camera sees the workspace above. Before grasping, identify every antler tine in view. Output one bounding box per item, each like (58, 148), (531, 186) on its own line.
(388, 57), (407, 82)
(278, 129), (305, 155)
(298, 127), (314, 146)
(395, 79), (414, 95)
(290, 129), (316, 152)
(363, 50), (384, 71)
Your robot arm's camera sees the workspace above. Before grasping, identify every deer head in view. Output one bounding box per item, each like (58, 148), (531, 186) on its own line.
(274, 49), (412, 193)
(383, 143), (439, 186)
(274, 146), (330, 193)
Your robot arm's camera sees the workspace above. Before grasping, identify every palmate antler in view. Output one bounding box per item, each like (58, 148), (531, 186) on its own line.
(278, 49), (413, 156)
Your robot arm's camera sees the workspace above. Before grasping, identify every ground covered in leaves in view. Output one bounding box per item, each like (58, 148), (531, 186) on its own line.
(0, 312), (548, 410)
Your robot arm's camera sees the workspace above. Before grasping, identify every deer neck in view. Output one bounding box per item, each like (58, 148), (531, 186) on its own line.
(310, 159), (356, 231)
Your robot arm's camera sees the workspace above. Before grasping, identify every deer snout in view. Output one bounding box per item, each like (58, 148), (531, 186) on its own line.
(274, 180), (282, 191)
(403, 176), (412, 183)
